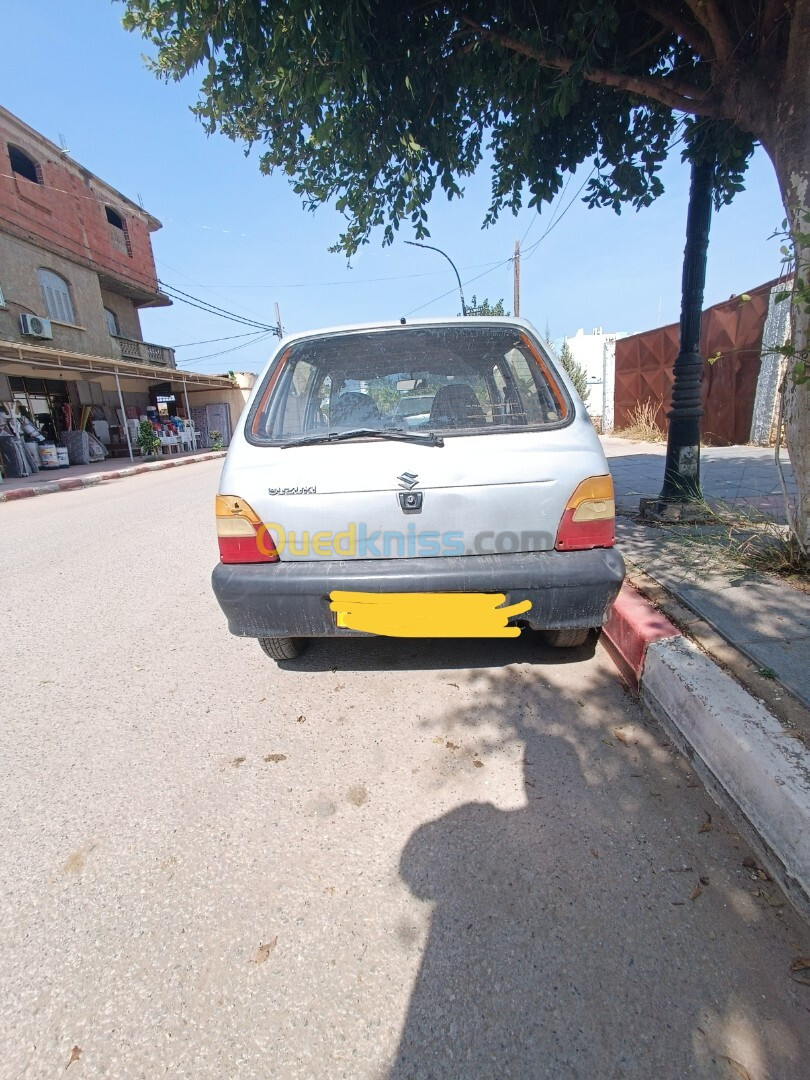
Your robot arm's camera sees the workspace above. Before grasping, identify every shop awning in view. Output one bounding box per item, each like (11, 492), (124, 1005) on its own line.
(0, 338), (234, 391)
(1, 338), (236, 461)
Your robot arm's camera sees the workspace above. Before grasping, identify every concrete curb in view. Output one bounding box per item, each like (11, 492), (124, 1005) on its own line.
(0, 451), (226, 503)
(603, 584), (810, 920)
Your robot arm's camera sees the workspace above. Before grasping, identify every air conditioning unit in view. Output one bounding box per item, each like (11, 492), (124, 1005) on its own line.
(19, 313), (53, 339)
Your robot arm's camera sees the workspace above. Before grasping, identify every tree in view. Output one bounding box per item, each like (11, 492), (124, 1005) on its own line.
(558, 341), (590, 405)
(122, 1), (809, 542)
(463, 295), (509, 317)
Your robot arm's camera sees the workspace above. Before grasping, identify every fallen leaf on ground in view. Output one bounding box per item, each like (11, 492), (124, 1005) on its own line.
(232, 757), (246, 767)
(699, 822), (713, 833)
(590, 847), (599, 858)
(690, 884), (703, 901)
(297, 715), (306, 723)
(613, 727), (633, 744)
(432, 736), (443, 744)
(789, 956), (810, 985)
(722, 1057), (752, 1080)
(264, 754), (287, 763)
(251, 937), (278, 964)
(473, 760), (484, 768)
(445, 741), (459, 750)
(66, 1046), (82, 1068)
(601, 736), (614, 746)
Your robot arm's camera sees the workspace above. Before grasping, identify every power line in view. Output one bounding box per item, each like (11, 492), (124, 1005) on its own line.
(172, 330), (266, 348)
(158, 281), (277, 331)
(182, 261), (505, 289)
(404, 258), (513, 317)
(180, 329), (276, 366)
(519, 171), (574, 247)
(156, 257), (269, 322)
(521, 170), (595, 262)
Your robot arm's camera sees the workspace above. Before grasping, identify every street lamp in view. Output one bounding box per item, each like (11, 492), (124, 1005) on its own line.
(405, 241), (466, 315)
(659, 156), (714, 503)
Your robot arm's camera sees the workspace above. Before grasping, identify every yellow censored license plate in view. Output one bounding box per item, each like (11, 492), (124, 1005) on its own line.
(329, 591), (532, 638)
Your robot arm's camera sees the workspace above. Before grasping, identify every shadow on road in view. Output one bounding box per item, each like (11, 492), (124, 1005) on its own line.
(388, 664), (807, 1079)
(278, 630), (598, 673)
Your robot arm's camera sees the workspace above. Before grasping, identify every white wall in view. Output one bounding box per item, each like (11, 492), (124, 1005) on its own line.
(564, 327), (627, 418)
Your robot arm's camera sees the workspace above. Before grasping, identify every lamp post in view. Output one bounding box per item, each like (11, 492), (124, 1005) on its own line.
(405, 241), (466, 315)
(659, 156), (714, 503)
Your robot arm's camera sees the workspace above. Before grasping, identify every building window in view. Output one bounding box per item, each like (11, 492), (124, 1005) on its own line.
(105, 206), (132, 255)
(37, 268), (76, 324)
(8, 145), (41, 184)
(104, 307), (120, 336)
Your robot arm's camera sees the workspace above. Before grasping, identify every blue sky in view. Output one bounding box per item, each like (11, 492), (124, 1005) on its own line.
(2, 0), (787, 375)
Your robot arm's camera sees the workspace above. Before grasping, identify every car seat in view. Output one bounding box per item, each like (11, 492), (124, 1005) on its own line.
(330, 392), (381, 429)
(428, 383), (486, 428)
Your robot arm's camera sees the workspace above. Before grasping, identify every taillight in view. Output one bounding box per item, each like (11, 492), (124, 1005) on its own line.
(555, 475), (615, 551)
(215, 495), (279, 564)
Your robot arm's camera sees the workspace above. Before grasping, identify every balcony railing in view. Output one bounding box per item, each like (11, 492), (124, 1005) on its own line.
(114, 336), (176, 368)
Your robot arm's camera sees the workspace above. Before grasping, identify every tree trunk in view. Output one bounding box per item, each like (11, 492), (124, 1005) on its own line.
(760, 4), (810, 547)
(782, 198), (810, 549)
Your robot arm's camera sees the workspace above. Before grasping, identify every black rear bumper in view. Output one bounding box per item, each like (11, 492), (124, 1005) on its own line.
(211, 548), (625, 639)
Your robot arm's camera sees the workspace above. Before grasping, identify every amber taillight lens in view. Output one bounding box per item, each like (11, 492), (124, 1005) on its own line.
(215, 495), (279, 563)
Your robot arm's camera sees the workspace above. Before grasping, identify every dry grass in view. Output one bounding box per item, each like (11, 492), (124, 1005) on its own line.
(673, 502), (809, 584)
(613, 401), (666, 442)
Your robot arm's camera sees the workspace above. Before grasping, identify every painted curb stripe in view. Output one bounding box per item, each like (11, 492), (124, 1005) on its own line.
(601, 584), (680, 689)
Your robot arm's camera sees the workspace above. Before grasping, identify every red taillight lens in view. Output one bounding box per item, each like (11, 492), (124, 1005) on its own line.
(555, 476), (615, 551)
(215, 495), (279, 564)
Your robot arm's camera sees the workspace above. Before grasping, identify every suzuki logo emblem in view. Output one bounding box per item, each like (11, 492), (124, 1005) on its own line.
(397, 471), (419, 490)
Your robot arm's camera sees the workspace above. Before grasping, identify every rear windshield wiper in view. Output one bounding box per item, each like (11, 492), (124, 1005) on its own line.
(280, 427), (444, 448)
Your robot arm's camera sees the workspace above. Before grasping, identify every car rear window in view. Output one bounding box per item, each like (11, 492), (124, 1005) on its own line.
(248, 324), (571, 444)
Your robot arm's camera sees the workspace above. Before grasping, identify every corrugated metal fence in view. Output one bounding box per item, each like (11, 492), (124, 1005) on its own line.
(614, 279), (783, 445)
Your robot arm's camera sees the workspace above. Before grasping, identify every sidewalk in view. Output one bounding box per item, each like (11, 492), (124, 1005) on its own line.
(602, 436), (808, 710)
(603, 435), (809, 918)
(0, 449), (225, 501)
(604, 436), (797, 519)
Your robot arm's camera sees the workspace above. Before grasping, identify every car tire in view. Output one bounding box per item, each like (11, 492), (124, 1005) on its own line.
(542, 627), (590, 648)
(258, 636), (307, 660)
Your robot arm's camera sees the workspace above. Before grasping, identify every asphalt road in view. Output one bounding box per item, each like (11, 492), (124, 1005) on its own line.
(1, 460), (808, 1079)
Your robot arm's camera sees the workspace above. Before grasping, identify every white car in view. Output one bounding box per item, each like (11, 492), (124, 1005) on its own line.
(212, 318), (624, 660)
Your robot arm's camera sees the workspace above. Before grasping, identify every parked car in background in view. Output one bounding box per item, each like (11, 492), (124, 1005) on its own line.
(212, 318), (624, 661)
(392, 394), (434, 429)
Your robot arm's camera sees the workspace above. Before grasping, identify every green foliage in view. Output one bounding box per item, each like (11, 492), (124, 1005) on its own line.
(136, 419), (161, 457)
(557, 341), (590, 404)
(209, 429), (224, 450)
(121, 1), (762, 256)
(772, 210), (810, 388)
(463, 295), (509, 317)
(366, 380), (399, 413)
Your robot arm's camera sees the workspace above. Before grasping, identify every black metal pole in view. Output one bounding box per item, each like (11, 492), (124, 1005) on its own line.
(659, 156), (714, 502)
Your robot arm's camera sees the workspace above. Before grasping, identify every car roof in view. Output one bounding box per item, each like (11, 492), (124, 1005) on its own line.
(272, 316), (543, 352)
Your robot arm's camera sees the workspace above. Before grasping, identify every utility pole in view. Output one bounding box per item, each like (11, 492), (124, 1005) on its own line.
(658, 155), (714, 503)
(405, 241), (466, 315)
(513, 240), (520, 317)
(274, 302), (283, 339)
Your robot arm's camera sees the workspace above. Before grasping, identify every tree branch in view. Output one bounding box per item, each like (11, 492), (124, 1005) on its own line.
(461, 17), (719, 119)
(761, 0), (794, 43)
(683, 1), (735, 63)
(632, 1), (715, 58)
